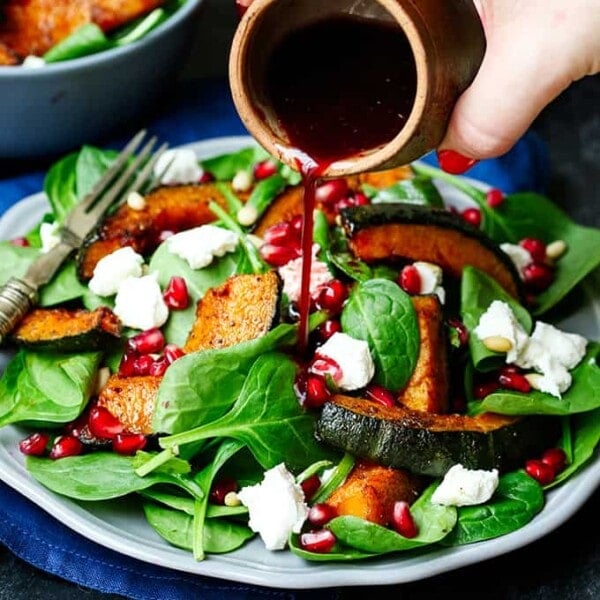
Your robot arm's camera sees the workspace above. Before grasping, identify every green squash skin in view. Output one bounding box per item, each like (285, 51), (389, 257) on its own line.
(314, 400), (562, 477)
(340, 203), (524, 301)
(12, 330), (120, 353)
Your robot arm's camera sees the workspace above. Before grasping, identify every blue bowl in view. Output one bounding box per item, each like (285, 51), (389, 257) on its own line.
(0, 0), (204, 159)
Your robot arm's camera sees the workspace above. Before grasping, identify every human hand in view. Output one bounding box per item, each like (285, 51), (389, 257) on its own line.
(438, 0), (600, 173)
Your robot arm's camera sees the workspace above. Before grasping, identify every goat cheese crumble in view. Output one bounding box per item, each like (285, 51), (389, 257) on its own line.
(166, 225), (239, 269)
(154, 148), (203, 185)
(278, 244), (334, 303)
(237, 463), (308, 551)
(431, 464), (499, 506)
(413, 261), (446, 304)
(113, 273), (168, 330)
(316, 332), (375, 391)
(88, 247), (145, 297)
(500, 243), (533, 278)
(39, 221), (61, 254)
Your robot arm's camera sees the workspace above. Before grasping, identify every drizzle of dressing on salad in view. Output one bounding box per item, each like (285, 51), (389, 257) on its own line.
(263, 16), (417, 353)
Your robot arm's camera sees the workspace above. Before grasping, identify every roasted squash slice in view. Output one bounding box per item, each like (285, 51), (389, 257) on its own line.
(184, 271), (282, 353)
(325, 458), (423, 526)
(398, 294), (450, 413)
(315, 394), (561, 477)
(341, 203), (523, 300)
(10, 307), (121, 352)
(77, 183), (230, 281)
(97, 374), (161, 435)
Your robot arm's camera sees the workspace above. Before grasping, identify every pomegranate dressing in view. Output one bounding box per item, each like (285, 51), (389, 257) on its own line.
(263, 16), (417, 351)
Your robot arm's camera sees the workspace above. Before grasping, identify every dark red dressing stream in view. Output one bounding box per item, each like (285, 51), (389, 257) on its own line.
(264, 16), (417, 353)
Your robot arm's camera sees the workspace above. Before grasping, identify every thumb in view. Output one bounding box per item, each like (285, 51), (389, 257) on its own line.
(439, 3), (593, 160)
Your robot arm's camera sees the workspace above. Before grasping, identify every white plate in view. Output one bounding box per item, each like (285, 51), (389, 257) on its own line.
(0, 136), (599, 589)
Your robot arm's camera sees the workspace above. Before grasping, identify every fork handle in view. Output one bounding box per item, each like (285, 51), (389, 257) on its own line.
(0, 277), (38, 344)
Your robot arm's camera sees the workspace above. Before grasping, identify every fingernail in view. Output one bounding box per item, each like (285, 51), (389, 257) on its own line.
(437, 150), (478, 174)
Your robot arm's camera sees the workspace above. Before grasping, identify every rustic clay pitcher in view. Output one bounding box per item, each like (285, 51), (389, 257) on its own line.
(229, 0), (485, 177)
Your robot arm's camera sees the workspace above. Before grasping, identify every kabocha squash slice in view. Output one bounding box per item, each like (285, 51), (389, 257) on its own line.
(315, 395), (561, 477)
(76, 183), (230, 281)
(97, 374), (161, 435)
(341, 203), (523, 300)
(10, 307), (121, 352)
(184, 271), (282, 353)
(325, 458), (423, 526)
(399, 294), (450, 413)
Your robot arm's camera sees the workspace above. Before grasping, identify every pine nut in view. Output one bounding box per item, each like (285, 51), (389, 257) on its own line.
(546, 240), (567, 261)
(232, 170), (253, 192)
(224, 491), (241, 507)
(525, 373), (544, 390)
(482, 335), (513, 353)
(237, 205), (258, 226)
(127, 191), (146, 210)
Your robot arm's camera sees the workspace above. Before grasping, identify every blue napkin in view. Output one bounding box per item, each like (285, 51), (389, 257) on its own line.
(0, 77), (549, 600)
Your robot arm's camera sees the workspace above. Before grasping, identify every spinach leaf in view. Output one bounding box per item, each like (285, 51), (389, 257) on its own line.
(245, 174), (288, 216)
(461, 266), (532, 372)
(140, 489), (247, 519)
(26, 453), (204, 501)
(476, 343), (600, 415)
(159, 353), (335, 471)
(113, 8), (167, 46)
(440, 471), (543, 546)
(0, 351), (101, 427)
(328, 483), (456, 554)
(288, 534), (377, 562)
(200, 147), (270, 181)
(371, 176), (444, 208)
(143, 502), (253, 554)
(341, 278), (419, 390)
(43, 153), (78, 221)
(44, 24), (113, 63)
(75, 146), (118, 200)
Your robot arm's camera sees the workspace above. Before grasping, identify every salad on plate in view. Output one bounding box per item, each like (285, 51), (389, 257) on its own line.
(0, 138), (599, 569)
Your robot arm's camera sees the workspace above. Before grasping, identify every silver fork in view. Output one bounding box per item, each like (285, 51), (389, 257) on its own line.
(0, 129), (169, 344)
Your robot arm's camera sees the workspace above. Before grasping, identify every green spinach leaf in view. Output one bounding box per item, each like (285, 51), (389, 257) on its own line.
(371, 176), (444, 208)
(44, 24), (113, 63)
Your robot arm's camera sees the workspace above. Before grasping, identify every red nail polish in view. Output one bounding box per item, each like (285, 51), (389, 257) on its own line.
(437, 150), (478, 174)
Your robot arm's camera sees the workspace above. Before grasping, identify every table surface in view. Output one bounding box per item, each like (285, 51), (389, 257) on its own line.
(1, 2), (599, 598)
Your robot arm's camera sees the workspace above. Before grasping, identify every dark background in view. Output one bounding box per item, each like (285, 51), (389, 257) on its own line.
(1, 1), (599, 598)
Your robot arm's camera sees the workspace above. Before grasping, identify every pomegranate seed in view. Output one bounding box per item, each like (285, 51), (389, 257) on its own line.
(133, 354), (155, 376)
(541, 447), (567, 473)
(391, 501), (419, 538)
(49, 435), (83, 459)
(314, 280), (348, 313)
(399, 265), (422, 295)
(522, 262), (554, 292)
(300, 474), (321, 502)
(10, 236), (29, 247)
(473, 381), (501, 399)
(260, 243), (301, 266)
(365, 384), (396, 407)
(310, 356), (342, 385)
(316, 319), (342, 343)
(315, 179), (349, 205)
(164, 343), (185, 364)
(447, 317), (469, 347)
(118, 351), (137, 377)
(88, 405), (124, 439)
(163, 276), (189, 310)
(461, 207), (482, 228)
(210, 477), (238, 505)
(127, 328), (165, 354)
(199, 171), (215, 184)
(352, 192), (370, 206)
(112, 433), (147, 455)
(149, 356), (169, 377)
(307, 503), (337, 527)
(19, 432), (50, 456)
(334, 197), (354, 212)
(525, 459), (555, 485)
(305, 374), (332, 408)
(486, 188), (504, 208)
(519, 237), (546, 263)
(262, 221), (297, 246)
(253, 159), (278, 180)
(289, 214), (304, 235)
(158, 230), (175, 243)
(299, 529), (337, 553)
(498, 371), (531, 393)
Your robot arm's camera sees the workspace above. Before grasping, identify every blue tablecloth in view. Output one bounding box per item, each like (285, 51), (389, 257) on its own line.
(0, 77), (549, 600)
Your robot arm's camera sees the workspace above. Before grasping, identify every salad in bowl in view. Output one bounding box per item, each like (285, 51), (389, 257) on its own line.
(0, 137), (599, 576)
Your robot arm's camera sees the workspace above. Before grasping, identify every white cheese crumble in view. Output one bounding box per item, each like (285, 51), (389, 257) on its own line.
(431, 464), (499, 506)
(39, 221), (61, 254)
(412, 261), (446, 304)
(88, 247), (144, 297)
(500, 243), (532, 279)
(278, 244), (334, 303)
(237, 463), (308, 551)
(21, 55), (46, 68)
(154, 148), (202, 185)
(474, 301), (588, 398)
(166, 225), (239, 269)
(316, 332), (375, 391)
(113, 273), (169, 330)
(473, 300), (529, 363)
